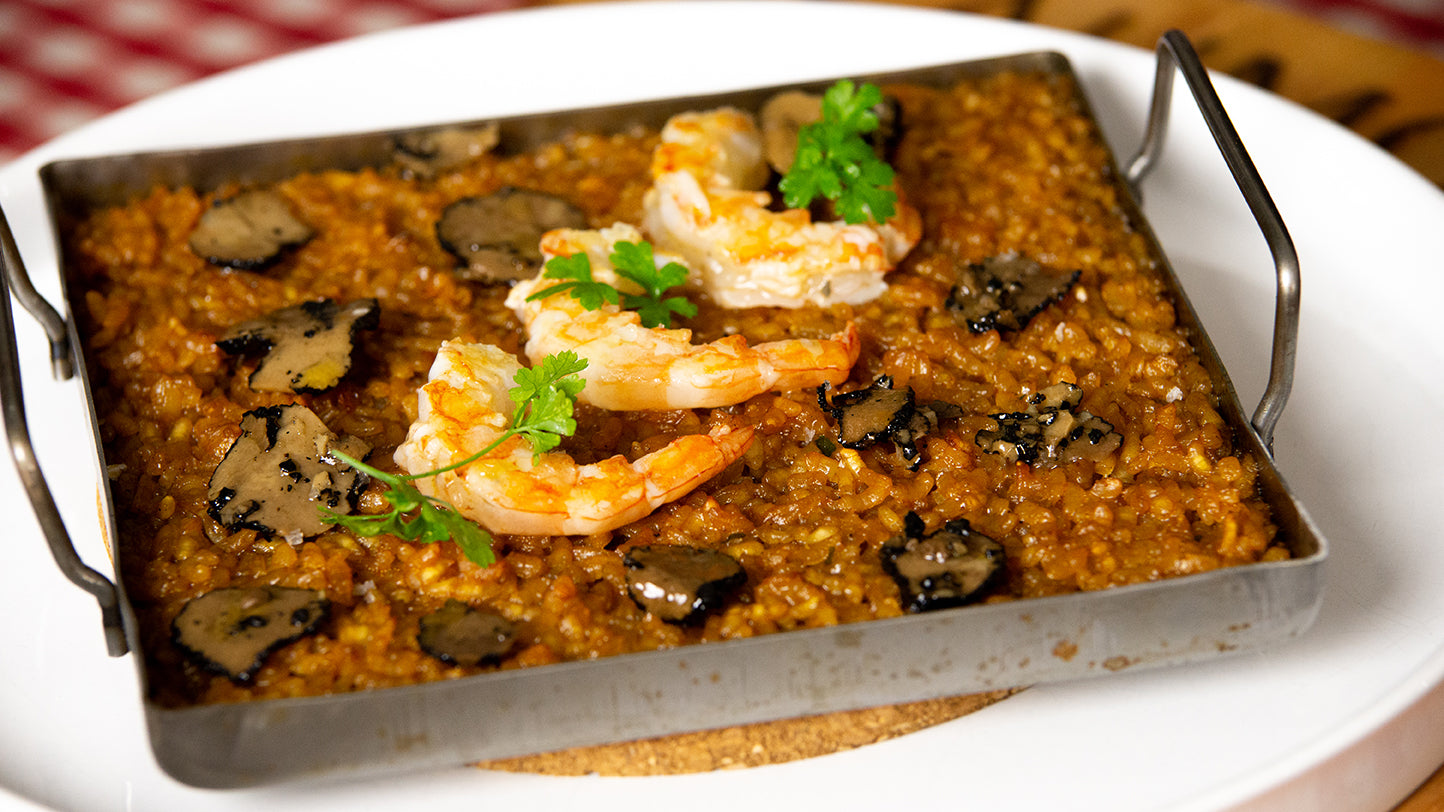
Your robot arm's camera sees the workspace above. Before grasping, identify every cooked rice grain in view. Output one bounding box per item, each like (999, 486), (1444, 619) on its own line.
(65, 72), (1280, 707)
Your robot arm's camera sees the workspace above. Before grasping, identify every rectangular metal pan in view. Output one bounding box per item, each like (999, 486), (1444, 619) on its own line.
(0, 33), (1326, 788)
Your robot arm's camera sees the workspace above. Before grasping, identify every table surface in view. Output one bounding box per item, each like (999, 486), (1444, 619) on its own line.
(2, 0), (1443, 809)
(2, 0), (1442, 188)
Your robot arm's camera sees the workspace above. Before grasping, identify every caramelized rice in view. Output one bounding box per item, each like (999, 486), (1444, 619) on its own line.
(64, 72), (1283, 707)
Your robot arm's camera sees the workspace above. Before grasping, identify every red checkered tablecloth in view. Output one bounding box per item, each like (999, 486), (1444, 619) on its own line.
(2, 0), (1442, 168)
(1270, 0), (1444, 46)
(0, 0), (526, 165)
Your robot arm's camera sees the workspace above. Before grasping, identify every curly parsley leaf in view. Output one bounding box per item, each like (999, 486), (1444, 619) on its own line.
(528, 252), (620, 311)
(526, 240), (696, 328)
(507, 350), (588, 459)
(778, 79), (898, 225)
(610, 240), (698, 328)
(321, 451), (498, 566)
(319, 351), (589, 567)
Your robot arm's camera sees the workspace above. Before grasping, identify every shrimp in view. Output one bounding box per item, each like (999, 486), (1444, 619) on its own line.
(641, 107), (922, 310)
(650, 106), (771, 192)
(393, 340), (754, 537)
(504, 223), (862, 411)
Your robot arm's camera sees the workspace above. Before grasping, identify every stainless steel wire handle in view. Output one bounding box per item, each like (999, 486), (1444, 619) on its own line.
(1124, 30), (1300, 453)
(0, 205), (128, 656)
(0, 208), (72, 382)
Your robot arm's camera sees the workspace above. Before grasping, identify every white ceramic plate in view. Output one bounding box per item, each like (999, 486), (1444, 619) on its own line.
(2, 2), (1442, 810)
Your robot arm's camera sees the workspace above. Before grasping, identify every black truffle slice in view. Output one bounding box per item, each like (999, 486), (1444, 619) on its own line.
(760, 90), (825, 175)
(216, 298), (380, 393)
(436, 188), (588, 284)
(417, 599), (517, 667)
(171, 586), (329, 683)
(881, 513), (1003, 612)
(975, 382), (1122, 468)
(1028, 381), (1085, 412)
(818, 376), (939, 469)
(188, 189), (315, 271)
(623, 545), (746, 625)
(821, 376), (917, 447)
(393, 123), (500, 178)
(946, 254), (1080, 334)
(206, 404), (371, 540)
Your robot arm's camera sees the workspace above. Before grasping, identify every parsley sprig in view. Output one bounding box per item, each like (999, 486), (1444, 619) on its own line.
(526, 252), (617, 311)
(778, 79), (898, 225)
(526, 239), (697, 328)
(321, 351), (589, 567)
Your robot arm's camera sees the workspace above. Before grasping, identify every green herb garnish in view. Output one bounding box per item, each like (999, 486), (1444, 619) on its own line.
(527, 240), (697, 328)
(778, 79), (898, 225)
(321, 351), (589, 567)
(505, 351), (589, 457)
(609, 240), (696, 327)
(526, 252), (619, 311)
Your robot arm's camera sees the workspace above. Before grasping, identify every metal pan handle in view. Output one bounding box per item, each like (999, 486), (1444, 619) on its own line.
(0, 204), (128, 657)
(1123, 30), (1300, 453)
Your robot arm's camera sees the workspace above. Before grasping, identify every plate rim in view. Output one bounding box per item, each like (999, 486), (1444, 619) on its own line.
(2, 2), (1443, 810)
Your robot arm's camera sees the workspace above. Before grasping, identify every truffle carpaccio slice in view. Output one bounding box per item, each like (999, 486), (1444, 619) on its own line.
(436, 188), (589, 284)
(188, 189), (315, 271)
(206, 404), (370, 540)
(171, 586), (329, 683)
(975, 382), (1122, 468)
(393, 123), (500, 178)
(759, 90), (825, 174)
(623, 545), (746, 625)
(216, 298), (380, 393)
(880, 513), (1004, 612)
(417, 600), (517, 667)
(947, 254), (1080, 334)
(818, 376), (962, 470)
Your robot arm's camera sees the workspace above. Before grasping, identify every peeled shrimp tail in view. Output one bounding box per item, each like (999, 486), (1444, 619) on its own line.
(641, 107), (922, 310)
(506, 224), (863, 411)
(394, 340), (755, 538)
(650, 107), (771, 191)
(756, 320), (862, 393)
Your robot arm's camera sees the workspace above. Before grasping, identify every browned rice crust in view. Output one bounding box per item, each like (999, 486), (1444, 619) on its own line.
(64, 70), (1284, 711)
